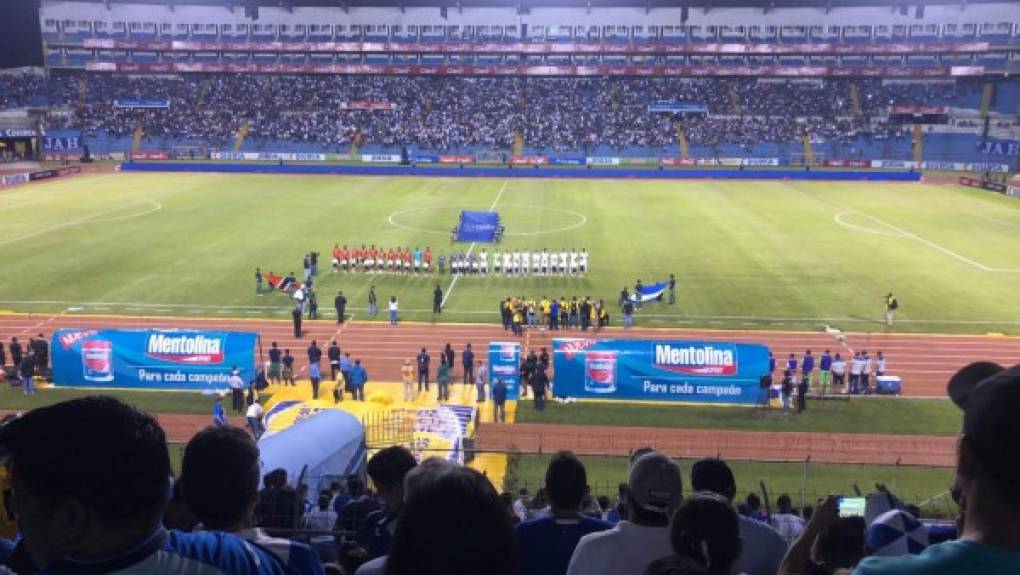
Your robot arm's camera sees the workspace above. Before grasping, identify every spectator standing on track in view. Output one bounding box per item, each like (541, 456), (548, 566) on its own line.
(475, 360), (487, 402)
(229, 367), (245, 413)
(781, 370), (793, 414)
(255, 267), (263, 295)
(334, 290), (347, 324)
(876, 351), (886, 378)
(797, 371), (810, 413)
(531, 367), (549, 411)
(854, 362), (1020, 575)
(443, 343), (455, 377)
(437, 358), (452, 402)
(692, 458), (787, 575)
(433, 284), (443, 314)
(802, 350), (815, 388)
(291, 306), (302, 338)
(327, 339), (341, 381)
(179, 426), (325, 575)
(246, 400), (264, 438)
(493, 376), (508, 422)
(787, 353), (798, 378)
(820, 349), (833, 396)
(19, 352), (35, 395)
(850, 352), (863, 394)
(282, 349), (295, 386)
(550, 298), (560, 331)
(268, 341), (282, 385)
(516, 451), (612, 575)
(462, 343), (475, 384)
(861, 351), (873, 394)
(501, 298), (511, 330)
(368, 285), (378, 318)
(567, 451), (681, 575)
(0, 397), (285, 575)
(9, 337), (21, 370)
(417, 347), (430, 392)
(389, 296), (399, 326)
(339, 352), (353, 397)
(350, 359), (368, 401)
(212, 396), (228, 426)
(307, 340), (322, 399)
(31, 333), (48, 373)
(402, 359), (415, 401)
(831, 353), (846, 392)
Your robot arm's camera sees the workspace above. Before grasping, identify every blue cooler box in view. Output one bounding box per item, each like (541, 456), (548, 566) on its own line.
(876, 375), (901, 395)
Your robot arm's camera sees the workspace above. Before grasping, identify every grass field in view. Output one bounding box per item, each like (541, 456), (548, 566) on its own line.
(514, 397), (962, 436)
(1, 172), (1018, 333)
(0, 381), (225, 414)
(512, 454), (958, 516)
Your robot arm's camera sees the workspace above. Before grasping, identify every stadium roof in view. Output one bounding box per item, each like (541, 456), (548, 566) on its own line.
(50, 0), (1005, 9)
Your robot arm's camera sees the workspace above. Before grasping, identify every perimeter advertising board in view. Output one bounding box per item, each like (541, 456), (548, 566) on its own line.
(488, 341), (521, 400)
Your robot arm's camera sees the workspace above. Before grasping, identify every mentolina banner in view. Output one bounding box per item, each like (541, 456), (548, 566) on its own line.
(553, 338), (770, 404)
(51, 328), (258, 391)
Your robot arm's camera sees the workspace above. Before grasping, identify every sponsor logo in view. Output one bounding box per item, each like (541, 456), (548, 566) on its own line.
(492, 364), (516, 375)
(559, 339), (598, 360)
(58, 329), (99, 350)
(654, 344), (736, 376)
(146, 334), (224, 364)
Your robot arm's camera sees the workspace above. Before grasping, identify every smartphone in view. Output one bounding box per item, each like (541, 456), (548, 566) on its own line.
(838, 496), (866, 517)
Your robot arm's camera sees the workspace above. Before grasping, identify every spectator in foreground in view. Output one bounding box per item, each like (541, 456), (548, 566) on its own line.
(335, 477), (380, 539)
(691, 458), (788, 575)
(360, 446), (418, 561)
(385, 462), (517, 575)
(567, 451), (683, 575)
(516, 451), (612, 575)
(179, 426), (324, 575)
(779, 495), (866, 575)
(645, 491), (743, 575)
(256, 468), (298, 534)
(854, 362), (1020, 574)
(774, 494), (806, 544)
(0, 396), (284, 574)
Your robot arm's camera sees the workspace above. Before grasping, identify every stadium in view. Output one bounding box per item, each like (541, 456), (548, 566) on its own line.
(1, 0), (1020, 573)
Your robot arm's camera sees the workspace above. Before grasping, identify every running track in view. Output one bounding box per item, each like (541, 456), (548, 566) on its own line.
(5, 313), (1013, 466)
(3, 313), (1018, 398)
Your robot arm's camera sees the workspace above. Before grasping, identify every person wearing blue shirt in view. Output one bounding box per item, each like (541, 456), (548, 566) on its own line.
(0, 397), (285, 575)
(854, 363), (1020, 575)
(768, 351), (776, 374)
(819, 349), (833, 396)
(350, 359), (368, 401)
(801, 350), (815, 386)
(337, 353), (354, 401)
(786, 353), (798, 376)
(212, 397), (228, 426)
(179, 426), (324, 575)
(516, 451), (612, 575)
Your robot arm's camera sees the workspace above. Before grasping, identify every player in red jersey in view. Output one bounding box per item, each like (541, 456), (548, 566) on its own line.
(424, 247), (433, 273)
(402, 248), (412, 274)
(332, 243), (342, 273)
(339, 245), (350, 272)
(368, 244), (378, 273)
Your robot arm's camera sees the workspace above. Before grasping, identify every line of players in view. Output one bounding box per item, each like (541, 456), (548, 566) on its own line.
(329, 244), (590, 276)
(330, 244), (433, 274)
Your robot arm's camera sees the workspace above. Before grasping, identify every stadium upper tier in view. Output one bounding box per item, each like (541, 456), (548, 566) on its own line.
(6, 72), (1017, 165)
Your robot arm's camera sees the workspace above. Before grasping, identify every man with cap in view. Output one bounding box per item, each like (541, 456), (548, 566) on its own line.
(854, 362), (1020, 575)
(566, 451), (681, 575)
(691, 458), (787, 575)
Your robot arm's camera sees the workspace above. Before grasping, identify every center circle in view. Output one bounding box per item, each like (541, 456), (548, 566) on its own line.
(387, 203), (588, 236)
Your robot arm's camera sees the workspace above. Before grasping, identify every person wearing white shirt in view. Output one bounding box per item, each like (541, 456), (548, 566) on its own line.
(830, 353), (847, 391)
(861, 351), (874, 394)
(303, 493), (340, 564)
(245, 401), (264, 438)
(566, 452), (682, 575)
(540, 250), (550, 276)
(388, 296), (399, 326)
(560, 251), (569, 277)
(228, 369), (245, 413)
(850, 353), (863, 395)
(771, 494), (805, 545)
(876, 351), (887, 377)
(569, 250), (579, 276)
(503, 252), (512, 276)
(512, 251), (522, 276)
(579, 249), (589, 275)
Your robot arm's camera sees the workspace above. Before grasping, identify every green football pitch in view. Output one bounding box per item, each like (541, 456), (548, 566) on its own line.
(2, 172), (1019, 333)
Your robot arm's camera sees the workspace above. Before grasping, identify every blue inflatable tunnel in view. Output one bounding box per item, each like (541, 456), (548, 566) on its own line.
(258, 409), (367, 494)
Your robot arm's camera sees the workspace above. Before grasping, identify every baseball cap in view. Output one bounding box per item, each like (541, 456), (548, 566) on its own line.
(946, 362), (1020, 487)
(628, 451), (682, 514)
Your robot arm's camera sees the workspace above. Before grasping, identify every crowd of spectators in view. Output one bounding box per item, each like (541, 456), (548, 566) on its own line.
(0, 72), (982, 154)
(2, 360), (1019, 575)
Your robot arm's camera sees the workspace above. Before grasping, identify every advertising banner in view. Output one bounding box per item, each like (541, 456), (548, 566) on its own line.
(647, 102), (708, 113)
(210, 151), (327, 161)
(85, 62), (985, 78)
(968, 162), (1010, 173)
(0, 128), (37, 137)
(921, 161), (969, 171)
(509, 155), (548, 165)
(740, 157), (780, 166)
(550, 157), (585, 165)
(823, 159), (870, 168)
(870, 159), (918, 169)
(889, 104), (948, 115)
(362, 153), (402, 163)
(1, 173), (30, 187)
(979, 141), (1020, 156)
(131, 151), (169, 160)
(488, 342), (521, 401)
(42, 136), (81, 151)
(412, 153), (438, 163)
(553, 338), (771, 404)
(439, 155), (474, 164)
(51, 328), (257, 391)
(586, 157), (621, 166)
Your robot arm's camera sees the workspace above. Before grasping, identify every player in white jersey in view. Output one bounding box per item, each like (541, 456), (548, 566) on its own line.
(579, 248), (589, 275)
(503, 251), (512, 275)
(569, 249), (579, 276)
(480, 250), (488, 274)
(540, 249), (549, 276)
(559, 250), (569, 277)
(512, 251), (522, 276)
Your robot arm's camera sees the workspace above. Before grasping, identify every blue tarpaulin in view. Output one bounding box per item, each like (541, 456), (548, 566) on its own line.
(457, 210), (500, 242)
(259, 410), (366, 495)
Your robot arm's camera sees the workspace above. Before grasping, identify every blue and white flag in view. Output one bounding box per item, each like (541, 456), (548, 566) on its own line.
(631, 280), (670, 302)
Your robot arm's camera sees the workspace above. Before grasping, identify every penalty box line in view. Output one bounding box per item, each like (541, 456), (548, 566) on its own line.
(440, 180), (508, 309)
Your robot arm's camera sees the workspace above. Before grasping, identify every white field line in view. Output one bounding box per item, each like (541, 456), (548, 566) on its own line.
(819, 195), (1019, 273)
(439, 180), (508, 309)
(966, 210), (1020, 230)
(0, 200), (162, 247)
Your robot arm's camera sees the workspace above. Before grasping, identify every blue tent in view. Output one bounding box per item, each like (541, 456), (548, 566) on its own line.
(258, 409), (366, 495)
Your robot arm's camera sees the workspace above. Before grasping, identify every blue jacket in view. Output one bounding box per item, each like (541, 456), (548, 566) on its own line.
(350, 364), (368, 387)
(212, 403), (227, 426)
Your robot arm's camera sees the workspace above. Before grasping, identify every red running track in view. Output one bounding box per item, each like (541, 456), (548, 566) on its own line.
(2, 313), (1018, 398)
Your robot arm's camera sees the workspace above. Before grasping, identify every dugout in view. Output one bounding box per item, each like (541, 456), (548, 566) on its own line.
(0, 132), (38, 162)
